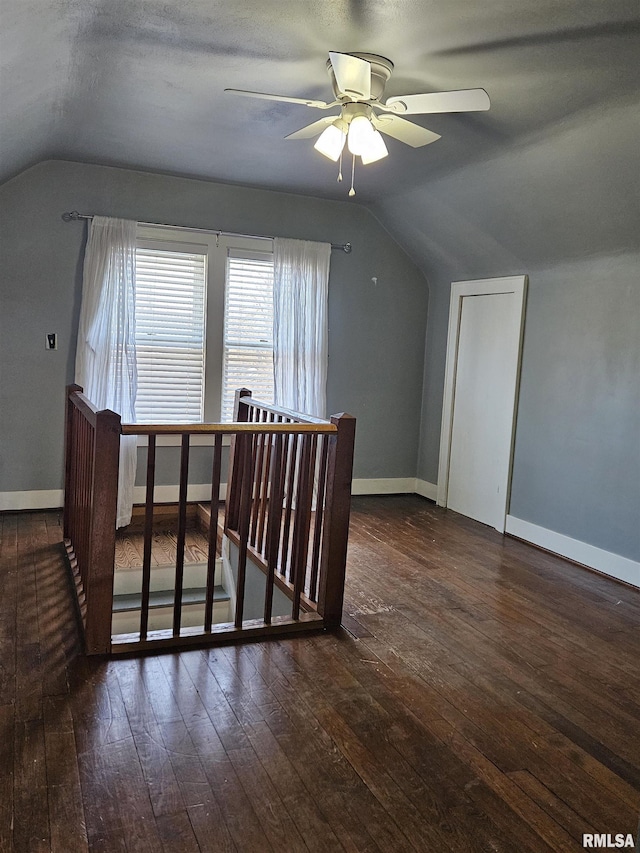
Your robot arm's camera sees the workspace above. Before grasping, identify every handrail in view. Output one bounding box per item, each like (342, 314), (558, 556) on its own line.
(66, 385), (101, 426)
(121, 422), (336, 435)
(238, 395), (332, 425)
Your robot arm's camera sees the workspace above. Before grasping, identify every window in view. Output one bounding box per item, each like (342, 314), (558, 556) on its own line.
(135, 242), (207, 423)
(134, 226), (274, 425)
(221, 251), (274, 421)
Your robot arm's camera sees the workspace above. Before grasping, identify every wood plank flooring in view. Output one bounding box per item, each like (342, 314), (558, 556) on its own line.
(114, 506), (224, 571)
(1, 496), (639, 852)
(115, 526), (211, 571)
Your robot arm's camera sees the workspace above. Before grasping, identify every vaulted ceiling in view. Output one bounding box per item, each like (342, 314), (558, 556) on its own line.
(2, 0), (639, 206)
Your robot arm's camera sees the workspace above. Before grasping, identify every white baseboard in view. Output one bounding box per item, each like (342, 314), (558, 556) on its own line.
(1, 478), (426, 512)
(415, 479), (438, 501)
(505, 515), (639, 589)
(0, 485), (227, 511)
(137, 477), (438, 501)
(0, 489), (64, 511)
(351, 478), (417, 496)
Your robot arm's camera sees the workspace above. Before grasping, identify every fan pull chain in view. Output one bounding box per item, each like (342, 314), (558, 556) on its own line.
(337, 151), (343, 182)
(349, 154), (356, 197)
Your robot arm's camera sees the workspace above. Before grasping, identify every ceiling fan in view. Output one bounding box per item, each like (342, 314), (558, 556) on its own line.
(225, 51), (490, 195)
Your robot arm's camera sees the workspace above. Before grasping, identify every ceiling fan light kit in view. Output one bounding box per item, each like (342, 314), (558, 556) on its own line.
(225, 51), (490, 196)
(314, 120), (347, 161)
(347, 113), (372, 155)
(360, 130), (388, 165)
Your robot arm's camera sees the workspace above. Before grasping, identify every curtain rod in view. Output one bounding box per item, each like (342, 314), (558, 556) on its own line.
(61, 210), (352, 254)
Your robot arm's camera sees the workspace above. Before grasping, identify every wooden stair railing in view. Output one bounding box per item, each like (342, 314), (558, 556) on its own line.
(63, 385), (356, 655)
(225, 389), (356, 629)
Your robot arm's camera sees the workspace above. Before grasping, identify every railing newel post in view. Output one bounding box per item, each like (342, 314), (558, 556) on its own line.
(226, 388), (252, 531)
(317, 413), (356, 629)
(84, 406), (121, 655)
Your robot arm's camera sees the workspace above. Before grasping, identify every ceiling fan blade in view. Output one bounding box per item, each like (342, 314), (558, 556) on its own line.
(224, 88), (335, 109)
(372, 114), (441, 148)
(383, 88), (490, 114)
(328, 52), (371, 100)
(285, 117), (339, 140)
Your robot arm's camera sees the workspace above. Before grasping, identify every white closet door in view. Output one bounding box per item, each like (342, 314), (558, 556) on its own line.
(438, 277), (527, 532)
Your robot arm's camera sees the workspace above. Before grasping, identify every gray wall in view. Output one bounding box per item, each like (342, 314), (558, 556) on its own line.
(0, 160), (429, 495)
(226, 540), (291, 622)
(510, 254), (639, 561)
(372, 100), (640, 561)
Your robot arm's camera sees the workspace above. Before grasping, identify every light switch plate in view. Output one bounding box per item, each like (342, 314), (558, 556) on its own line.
(46, 333), (57, 350)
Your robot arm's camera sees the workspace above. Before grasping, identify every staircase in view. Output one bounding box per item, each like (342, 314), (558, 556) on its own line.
(112, 560), (231, 633)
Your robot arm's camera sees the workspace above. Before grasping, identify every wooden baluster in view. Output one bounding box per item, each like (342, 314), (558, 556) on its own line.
(290, 433), (315, 619)
(84, 420), (93, 582)
(204, 434), (223, 632)
(68, 406), (79, 561)
(78, 412), (84, 570)
(80, 415), (91, 588)
(256, 412), (275, 555)
(79, 415), (89, 621)
(281, 430), (299, 582)
(74, 411), (81, 570)
(247, 408), (259, 544)
(81, 414), (89, 578)
(87, 420), (95, 576)
(234, 433), (254, 628)
(317, 413), (356, 629)
(84, 407), (120, 655)
(76, 405), (82, 564)
(250, 409), (267, 548)
(172, 434), (190, 636)
(264, 431), (285, 624)
(139, 435), (156, 641)
(271, 414), (286, 577)
(309, 434), (329, 602)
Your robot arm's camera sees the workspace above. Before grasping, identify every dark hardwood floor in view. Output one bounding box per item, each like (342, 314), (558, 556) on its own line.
(1, 495), (639, 852)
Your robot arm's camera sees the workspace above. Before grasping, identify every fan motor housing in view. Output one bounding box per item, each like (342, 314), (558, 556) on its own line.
(327, 53), (394, 102)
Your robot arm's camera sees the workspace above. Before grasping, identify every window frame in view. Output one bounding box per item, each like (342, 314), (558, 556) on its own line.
(134, 225), (273, 446)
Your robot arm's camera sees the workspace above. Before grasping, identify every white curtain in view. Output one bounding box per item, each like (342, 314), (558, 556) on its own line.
(273, 237), (330, 418)
(75, 216), (138, 528)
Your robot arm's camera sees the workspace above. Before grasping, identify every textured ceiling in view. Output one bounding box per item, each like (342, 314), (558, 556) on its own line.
(1, 0), (639, 203)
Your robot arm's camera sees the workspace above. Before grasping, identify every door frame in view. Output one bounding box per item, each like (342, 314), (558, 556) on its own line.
(437, 275), (528, 531)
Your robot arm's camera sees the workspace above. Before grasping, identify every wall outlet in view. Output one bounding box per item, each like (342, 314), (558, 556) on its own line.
(46, 333), (57, 350)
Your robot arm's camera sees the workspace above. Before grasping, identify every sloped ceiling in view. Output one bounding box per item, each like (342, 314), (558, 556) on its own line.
(2, 0), (639, 209)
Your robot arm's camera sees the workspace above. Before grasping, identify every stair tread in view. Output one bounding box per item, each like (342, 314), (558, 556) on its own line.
(113, 586), (229, 613)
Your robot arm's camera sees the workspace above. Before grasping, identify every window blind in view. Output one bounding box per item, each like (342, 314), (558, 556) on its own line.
(222, 252), (274, 421)
(134, 245), (207, 423)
